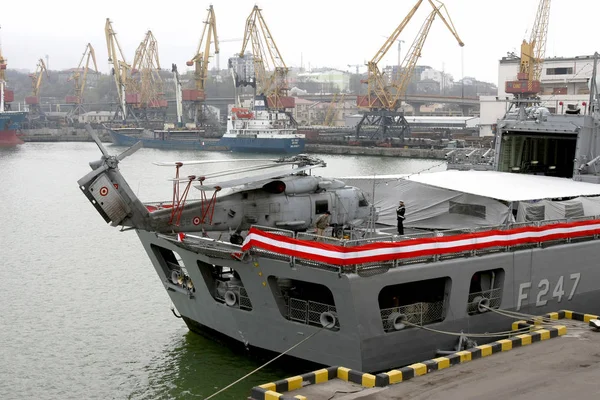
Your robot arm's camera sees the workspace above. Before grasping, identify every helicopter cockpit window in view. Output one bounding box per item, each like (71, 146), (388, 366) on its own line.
(358, 192), (369, 207)
(315, 200), (328, 214)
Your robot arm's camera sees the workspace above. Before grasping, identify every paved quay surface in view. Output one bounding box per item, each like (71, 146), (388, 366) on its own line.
(289, 329), (600, 400)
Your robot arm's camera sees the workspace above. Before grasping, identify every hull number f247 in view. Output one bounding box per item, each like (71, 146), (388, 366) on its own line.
(516, 273), (581, 311)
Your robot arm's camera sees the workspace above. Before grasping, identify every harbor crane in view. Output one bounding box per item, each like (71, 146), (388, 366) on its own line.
(505, 0), (551, 98)
(0, 33), (15, 111)
(356, 0), (463, 140)
(25, 58), (49, 117)
(105, 18), (134, 122)
(132, 30), (167, 120)
(185, 5), (219, 125)
(235, 5), (293, 110)
(324, 93), (346, 127)
(66, 43), (99, 119)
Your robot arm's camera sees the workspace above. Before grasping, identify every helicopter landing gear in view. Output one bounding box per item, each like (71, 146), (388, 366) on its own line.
(230, 232), (244, 245)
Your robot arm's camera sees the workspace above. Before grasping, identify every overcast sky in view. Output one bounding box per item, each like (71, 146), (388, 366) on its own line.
(1, 0), (598, 84)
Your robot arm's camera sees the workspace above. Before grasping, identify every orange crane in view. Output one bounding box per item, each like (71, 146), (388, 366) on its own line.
(505, 0), (551, 98)
(184, 5), (218, 124)
(238, 5), (292, 110)
(66, 43), (99, 112)
(25, 58), (49, 108)
(356, 0), (463, 140)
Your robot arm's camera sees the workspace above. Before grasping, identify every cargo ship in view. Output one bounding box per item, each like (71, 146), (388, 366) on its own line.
(0, 45), (28, 147)
(107, 125), (227, 151)
(218, 96), (305, 153)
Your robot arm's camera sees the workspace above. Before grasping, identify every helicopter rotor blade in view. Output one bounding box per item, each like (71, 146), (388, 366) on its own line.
(153, 158), (278, 167)
(117, 141), (143, 161)
(77, 163), (109, 187)
(84, 124), (109, 158)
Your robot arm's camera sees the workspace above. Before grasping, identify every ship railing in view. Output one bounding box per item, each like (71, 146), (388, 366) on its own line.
(214, 280), (253, 310)
(466, 288), (503, 315)
(167, 215), (600, 274)
(380, 301), (445, 332)
(287, 297), (339, 330)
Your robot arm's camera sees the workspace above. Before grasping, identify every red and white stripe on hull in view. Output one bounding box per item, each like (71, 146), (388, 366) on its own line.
(240, 220), (600, 266)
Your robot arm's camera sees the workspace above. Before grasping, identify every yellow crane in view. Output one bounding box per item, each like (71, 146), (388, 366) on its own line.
(105, 18), (133, 121)
(505, 0), (551, 97)
(66, 43), (99, 105)
(324, 93), (346, 126)
(132, 30), (166, 116)
(239, 5), (291, 109)
(184, 5), (218, 124)
(25, 58), (49, 106)
(359, 0), (463, 110)
(356, 0), (463, 140)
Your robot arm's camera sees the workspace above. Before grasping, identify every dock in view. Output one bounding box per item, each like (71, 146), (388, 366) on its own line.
(249, 310), (600, 400)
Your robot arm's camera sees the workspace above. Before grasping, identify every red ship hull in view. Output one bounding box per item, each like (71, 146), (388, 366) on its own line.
(0, 129), (24, 147)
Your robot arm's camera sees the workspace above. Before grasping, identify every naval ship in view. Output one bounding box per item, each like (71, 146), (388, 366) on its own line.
(77, 62), (600, 373)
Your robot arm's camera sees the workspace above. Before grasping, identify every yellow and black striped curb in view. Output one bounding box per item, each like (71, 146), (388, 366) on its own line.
(250, 366), (338, 400)
(511, 310), (600, 331)
(543, 310), (599, 323)
(251, 322), (572, 398)
(374, 325), (566, 387)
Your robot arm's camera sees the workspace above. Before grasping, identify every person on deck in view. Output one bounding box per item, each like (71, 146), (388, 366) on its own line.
(396, 201), (406, 235)
(315, 211), (331, 238)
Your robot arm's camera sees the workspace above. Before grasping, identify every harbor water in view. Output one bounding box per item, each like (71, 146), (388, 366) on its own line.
(0, 143), (445, 400)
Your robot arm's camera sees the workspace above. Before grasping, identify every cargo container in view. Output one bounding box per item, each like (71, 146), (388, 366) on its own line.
(267, 96), (295, 109)
(65, 96), (80, 104)
(25, 96), (39, 105)
(125, 93), (141, 104)
(4, 90), (14, 103)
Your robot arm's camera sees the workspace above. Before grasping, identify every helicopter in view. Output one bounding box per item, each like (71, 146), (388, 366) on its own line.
(78, 125), (376, 244)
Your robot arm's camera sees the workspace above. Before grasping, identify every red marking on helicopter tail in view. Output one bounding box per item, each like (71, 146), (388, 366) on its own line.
(113, 183), (119, 189)
(99, 186), (109, 196)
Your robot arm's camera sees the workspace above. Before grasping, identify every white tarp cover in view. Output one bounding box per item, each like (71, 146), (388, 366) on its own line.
(403, 170), (600, 202)
(517, 196), (600, 222)
(342, 176), (513, 230)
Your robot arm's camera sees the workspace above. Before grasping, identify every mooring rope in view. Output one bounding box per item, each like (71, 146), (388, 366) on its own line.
(203, 322), (333, 400)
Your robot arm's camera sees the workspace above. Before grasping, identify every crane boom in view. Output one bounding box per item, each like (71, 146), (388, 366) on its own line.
(105, 18), (131, 120)
(505, 0), (551, 97)
(132, 31), (164, 109)
(360, 0), (463, 110)
(187, 5), (218, 98)
(67, 43), (99, 104)
(239, 5), (289, 109)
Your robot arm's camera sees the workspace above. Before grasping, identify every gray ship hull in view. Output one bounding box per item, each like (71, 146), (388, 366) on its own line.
(137, 229), (600, 373)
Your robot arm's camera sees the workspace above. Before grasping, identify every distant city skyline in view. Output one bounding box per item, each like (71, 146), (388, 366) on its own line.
(2, 0), (599, 85)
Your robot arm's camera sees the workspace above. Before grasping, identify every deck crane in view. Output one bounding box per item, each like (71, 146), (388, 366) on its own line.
(236, 5), (293, 110)
(105, 18), (134, 122)
(505, 0), (551, 98)
(185, 5), (218, 125)
(132, 31), (166, 119)
(66, 43), (99, 119)
(25, 58), (49, 116)
(356, 0), (463, 140)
